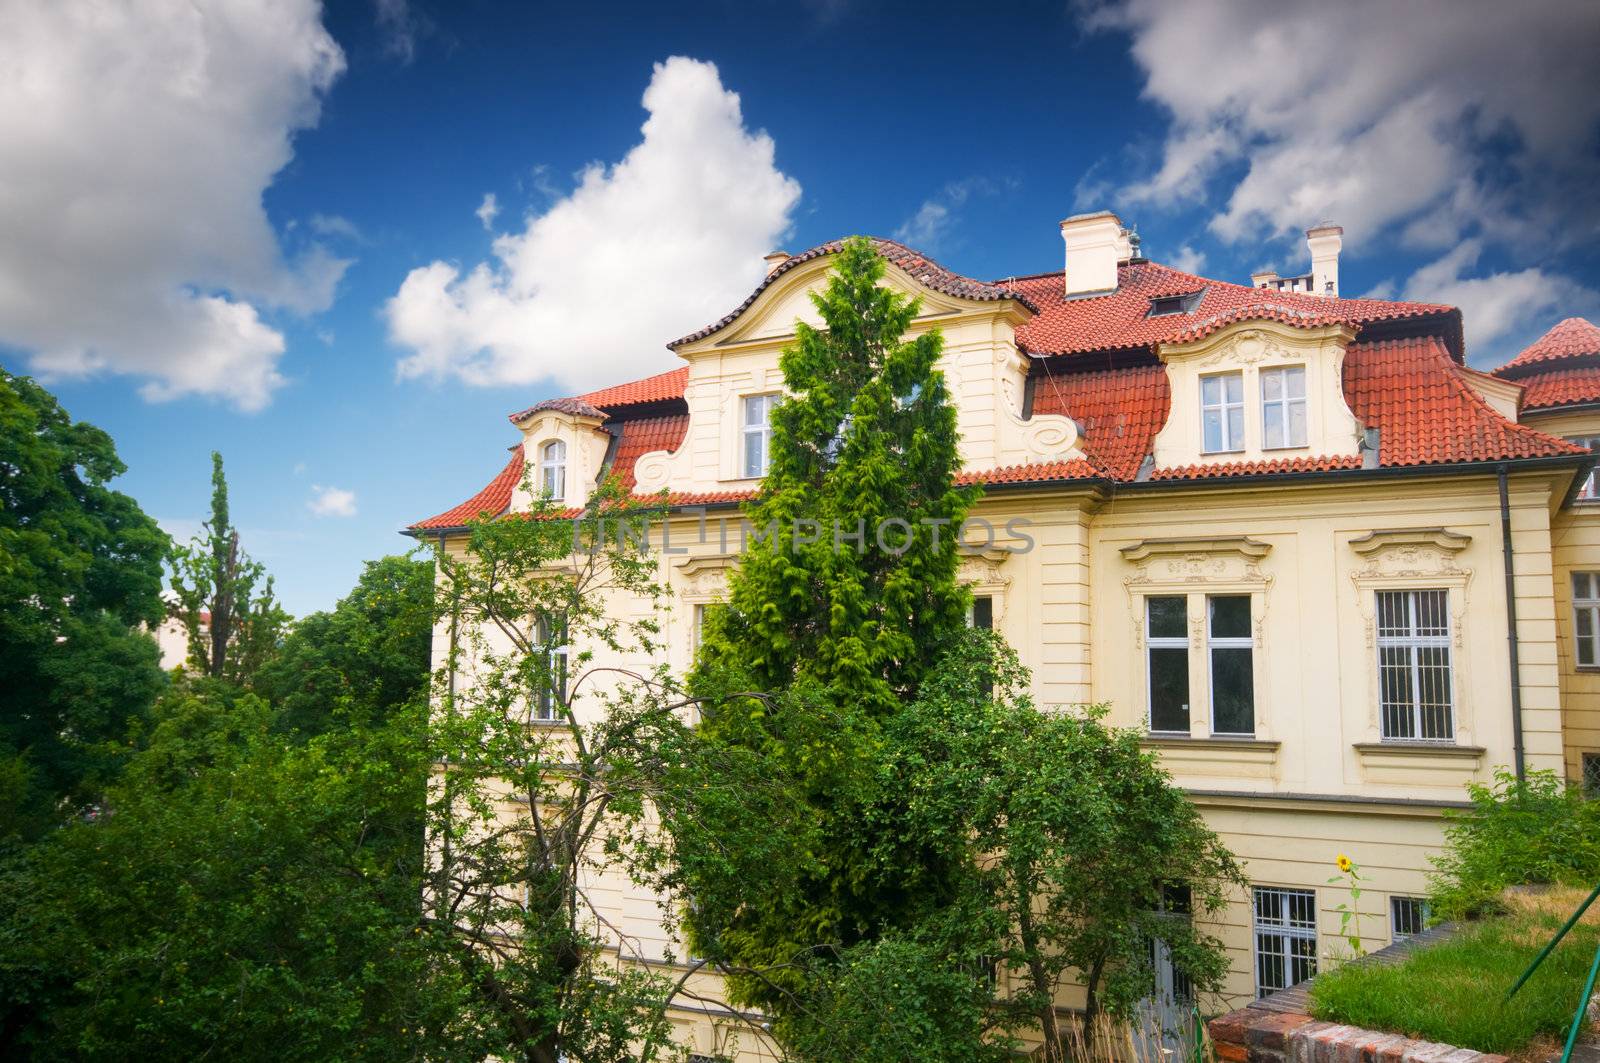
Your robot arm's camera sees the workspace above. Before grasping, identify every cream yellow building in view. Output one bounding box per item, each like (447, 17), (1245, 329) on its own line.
(410, 215), (1599, 1057)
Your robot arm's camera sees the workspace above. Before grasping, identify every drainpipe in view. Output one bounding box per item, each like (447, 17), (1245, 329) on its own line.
(1498, 466), (1527, 781)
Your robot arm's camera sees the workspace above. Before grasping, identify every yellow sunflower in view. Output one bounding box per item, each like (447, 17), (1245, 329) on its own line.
(1336, 854), (1353, 873)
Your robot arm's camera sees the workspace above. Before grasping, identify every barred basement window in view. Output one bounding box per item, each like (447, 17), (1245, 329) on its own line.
(1584, 753), (1600, 797)
(1146, 596), (1190, 734)
(1254, 886), (1317, 997)
(1390, 896), (1428, 941)
(533, 613), (568, 723)
(1376, 589), (1454, 742)
(1208, 594), (1254, 735)
(1574, 573), (1600, 668)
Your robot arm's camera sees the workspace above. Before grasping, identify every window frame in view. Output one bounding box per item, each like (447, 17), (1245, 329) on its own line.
(533, 612), (569, 723)
(1253, 886), (1318, 998)
(539, 439), (567, 499)
(1567, 436), (1600, 500)
(741, 393), (778, 479)
(1146, 595), (1191, 735)
(1389, 895), (1429, 942)
(1199, 371), (1246, 454)
(1206, 594), (1255, 737)
(1259, 364), (1308, 450)
(1574, 572), (1600, 671)
(1375, 589), (1455, 743)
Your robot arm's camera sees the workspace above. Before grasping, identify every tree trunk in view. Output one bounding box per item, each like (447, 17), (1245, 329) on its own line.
(1016, 892), (1062, 1063)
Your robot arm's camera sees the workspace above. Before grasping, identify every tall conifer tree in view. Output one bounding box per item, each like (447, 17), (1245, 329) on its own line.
(686, 237), (979, 1019)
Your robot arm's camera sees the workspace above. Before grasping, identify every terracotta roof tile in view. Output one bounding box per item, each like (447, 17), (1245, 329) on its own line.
(1010, 261), (1458, 359)
(669, 238), (1034, 349)
(1343, 336), (1582, 466)
(1512, 367), (1600, 413)
(1495, 317), (1600, 376)
(1149, 455), (1362, 480)
(1030, 363), (1169, 480)
(578, 366), (690, 409)
(508, 396), (607, 423)
(958, 458), (1101, 486)
(411, 449), (523, 530)
(607, 414), (690, 490)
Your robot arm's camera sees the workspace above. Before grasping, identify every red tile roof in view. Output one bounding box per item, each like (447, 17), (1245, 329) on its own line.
(958, 458), (1101, 486)
(1030, 363), (1170, 480)
(1009, 261), (1459, 360)
(1343, 336), (1580, 466)
(1495, 317), (1600, 376)
(669, 238), (1035, 349)
(578, 366), (690, 409)
(608, 414), (690, 489)
(508, 396), (607, 424)
(1512, 368), (1600, 413)
(1150, 455), (1362, 480)
(411, 449), (523, 530)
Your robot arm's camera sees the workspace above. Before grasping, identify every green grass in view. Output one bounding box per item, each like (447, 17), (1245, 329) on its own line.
(1308, 887), (1600, 1057)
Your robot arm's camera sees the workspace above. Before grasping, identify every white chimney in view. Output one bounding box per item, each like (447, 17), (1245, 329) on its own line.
(763, 250), (791, 276)
(1306, 223), (1342, 297)
(1060, 210), (1126, 296)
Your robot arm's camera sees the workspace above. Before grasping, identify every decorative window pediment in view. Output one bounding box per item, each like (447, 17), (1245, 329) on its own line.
(1348, 528), (1471, 579)
(1120, 536), (1272, 587)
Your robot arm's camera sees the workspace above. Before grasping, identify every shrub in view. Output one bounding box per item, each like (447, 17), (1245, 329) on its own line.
(1428, 768), (1600, 920)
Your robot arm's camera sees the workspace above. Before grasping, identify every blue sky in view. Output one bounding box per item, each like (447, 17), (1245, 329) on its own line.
(3, 1), (1598, 615)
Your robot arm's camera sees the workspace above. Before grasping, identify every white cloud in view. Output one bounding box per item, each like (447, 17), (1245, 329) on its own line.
(476, 193), (500, 231)
(386, 57), (801, 394)
(373, 0), (423, 63)
(1401, 241), (1600, 364)
(308, 484), (358, 518)
(894, 177), (1011, 253)
(1167, 244), (1206, 275)
(1091, 0), (1600, 256)
(0, 1), (347, 412)
(309, 213), (363, 242)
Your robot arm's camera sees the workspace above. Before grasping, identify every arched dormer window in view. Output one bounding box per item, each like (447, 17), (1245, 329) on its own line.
(540, 440), (567, 498)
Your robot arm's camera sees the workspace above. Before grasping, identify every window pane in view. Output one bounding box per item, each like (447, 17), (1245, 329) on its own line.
(1201, 376), (1220, 405)
(1584, 753), (1600, 796)
(1284, 365), (1306, 398)
(1224, 373), (1242, 403)
(1264, 406), (1284, 449)
(1416, 645), (1453, 739)
(1575, 572), (1594, 600)
(970, 595), (993, 631)
(1263, 369), (1283, 401)
(744, 430), (764, 478)
(1287, 399), (1308, 446)
(1203, 408), (1222, 452)
(1391, 896), (1427, 940)
(1378, 645), (1415, 739)
(1148, 596), (1187, 639)
(744, 394), (767, 425)
(1212, 647), (1254, 734)
(1581, 607), (1597, 667)
(1210, 595), (1251, 639)
(1149, 648), (1190, 732)
(1227, 404), (1244, 449)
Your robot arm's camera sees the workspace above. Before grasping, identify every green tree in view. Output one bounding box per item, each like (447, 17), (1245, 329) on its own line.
(684, 238), (979, 1024)
(254, 553), (435, 735)
(0, 689), (444, 1060)
(170, 451), (288, 682)
(0, 369), (167, 841)
(878, 635), (1245, 1060)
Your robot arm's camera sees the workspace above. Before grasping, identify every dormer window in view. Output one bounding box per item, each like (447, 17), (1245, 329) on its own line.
(1148, 291), (1203, 317)
(1261, 366), (1308, 449)
(540, 440), (567, 498)
(1200, 372), (1245, 453)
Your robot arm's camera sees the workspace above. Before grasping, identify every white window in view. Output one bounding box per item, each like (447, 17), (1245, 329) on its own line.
(540, 440), (566, 498)
(1253, 886), (1317, 997)
(1575, 573), (1600, 668)
(1390, 896), (1428, 941)
(1200, 372), (1245, 453)
(1260, 366), (1307, 449)
(1568, 436), (1600, 499)
(533, 613), (568, 723)
(1146, 596), (1190, 734)
(1208, 595), (1254, 735)
(1376, 590), (1454, 742)
(742, 394), (778, 478)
